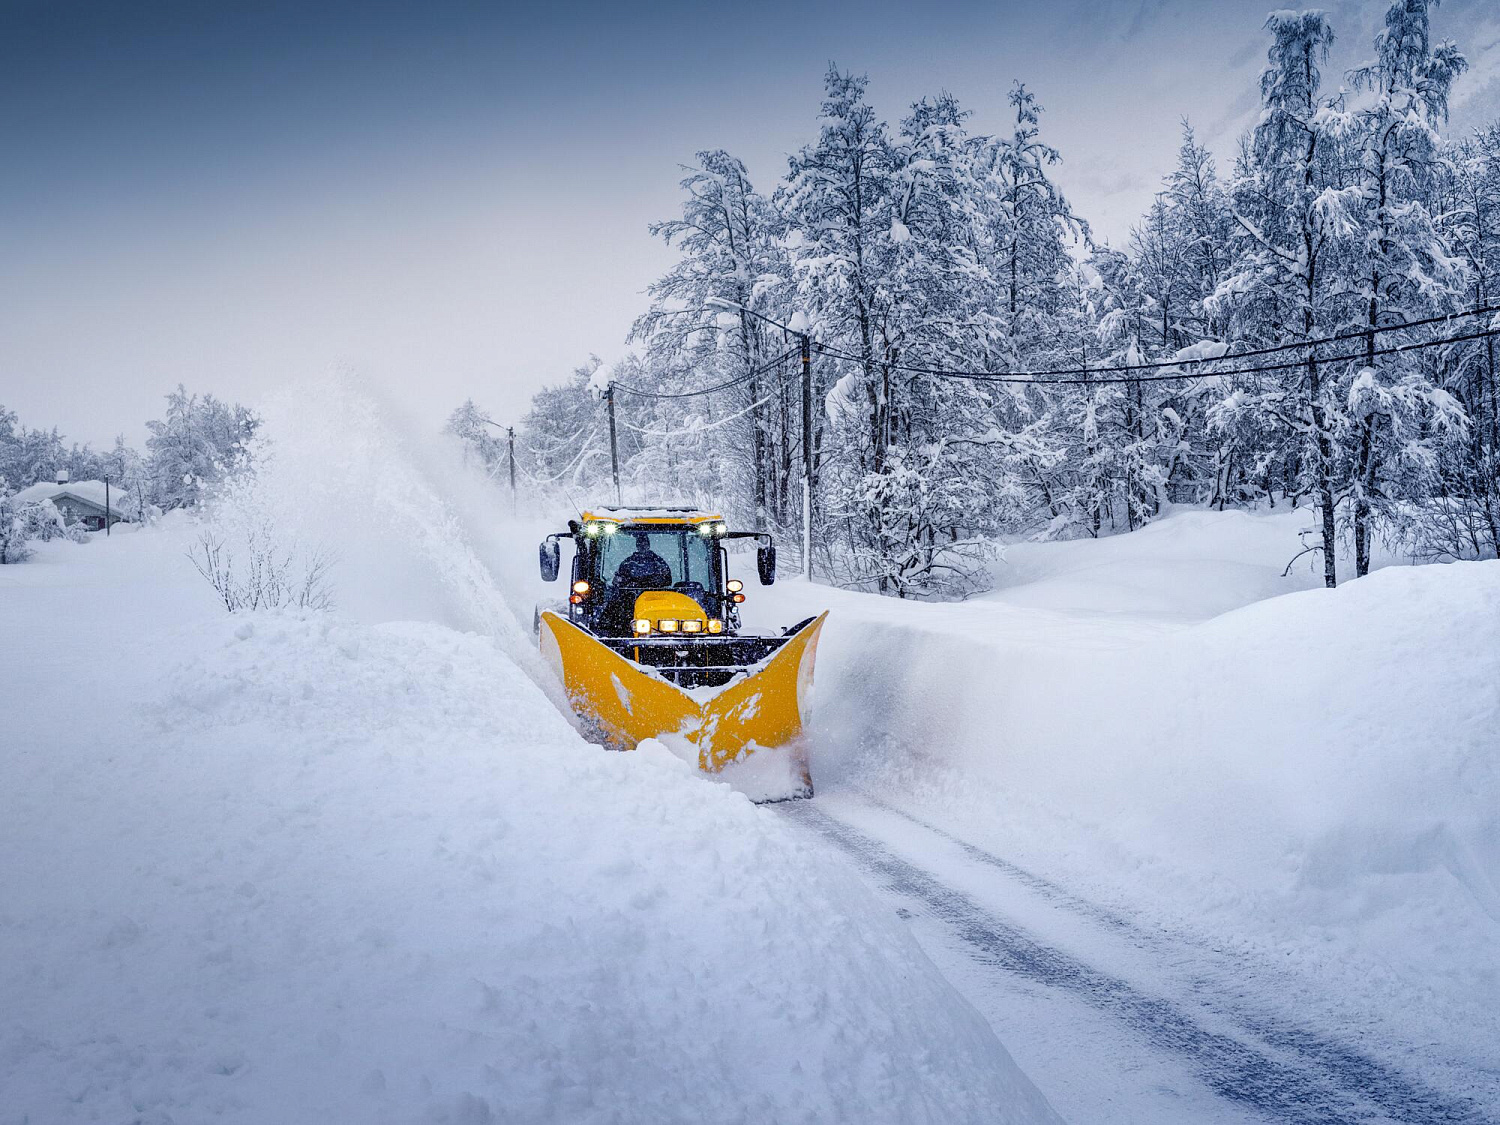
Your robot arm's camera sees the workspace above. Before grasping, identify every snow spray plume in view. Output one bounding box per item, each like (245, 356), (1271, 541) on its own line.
(201, 375), (551, 688)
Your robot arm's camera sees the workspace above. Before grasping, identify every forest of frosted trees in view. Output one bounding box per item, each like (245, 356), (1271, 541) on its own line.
(457, 3), (1498, 597)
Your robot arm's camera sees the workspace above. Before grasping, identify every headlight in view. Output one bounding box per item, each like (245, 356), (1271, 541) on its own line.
(706, 618), (723, 634)
(681, 619), (703, 634)
(601, 521), (618, 535)
(715, 522), (729, 536)
(657, 619), (679, 633)
(726, 579), (743, 593)
(572, 580), (591, 595)
(584, 522), (601, 537)
(632, 618), (651, 635)
(697, 523), (714, 536)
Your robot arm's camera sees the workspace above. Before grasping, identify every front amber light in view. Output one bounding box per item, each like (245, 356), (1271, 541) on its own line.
(706, 618), (723, 634)
(633, 618), (651, 634)
(681, 619), (703, 633)
(657, 619), (679, 632)
(732, 592), (746, 603)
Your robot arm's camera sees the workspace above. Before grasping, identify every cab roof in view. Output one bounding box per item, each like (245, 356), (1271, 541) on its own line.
(580, 506), (724, 526)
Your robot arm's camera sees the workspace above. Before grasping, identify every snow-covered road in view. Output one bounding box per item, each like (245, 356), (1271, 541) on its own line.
(784, 792), (1496, 1125)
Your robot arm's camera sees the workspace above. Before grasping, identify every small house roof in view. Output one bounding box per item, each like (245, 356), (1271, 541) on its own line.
(11, 480), (129, 517)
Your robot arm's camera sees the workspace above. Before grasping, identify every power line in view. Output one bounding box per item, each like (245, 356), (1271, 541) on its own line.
(615, 384), (785, 437)
(609, 345), (798, 399)
(812, 320), (1500, 387)
(517, 426), (604, 484)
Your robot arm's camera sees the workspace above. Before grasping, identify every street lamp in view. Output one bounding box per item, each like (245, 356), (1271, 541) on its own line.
(705, 296), (815, 583)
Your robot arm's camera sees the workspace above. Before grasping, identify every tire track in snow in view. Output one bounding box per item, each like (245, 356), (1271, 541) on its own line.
(851, 788), (1147, 937)
(853, 791), (1500, 1119)
(784, 802), (1494, 1125)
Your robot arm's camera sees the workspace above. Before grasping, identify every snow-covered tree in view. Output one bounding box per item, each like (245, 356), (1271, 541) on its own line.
(631, 151), (792, 528)
(445, 400), (507, 476)
(1337, 0), (1468, 573)
(504, 10), (1498, 597)
(982, 83), (1090, 343)
(145, 386), (259, 510)
(101, 436), (152, 522)
(517, 358), (621, 500)
(0, 481), (30, 564)
(1212, 10), (1347, 586)
(1423, 123), (1500, 559)
(0, 406), (68, 488)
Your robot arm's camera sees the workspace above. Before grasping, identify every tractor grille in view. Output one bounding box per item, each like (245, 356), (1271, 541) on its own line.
(597, 634), (791, 689)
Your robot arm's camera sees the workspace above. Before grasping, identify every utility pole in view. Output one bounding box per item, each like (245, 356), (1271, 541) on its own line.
(606, 383), (622, 507)
(506, 426), (516, 514)
(478, 415), (518, 515)
(104, 477), (110, 536)
(800, 334), (813, 582)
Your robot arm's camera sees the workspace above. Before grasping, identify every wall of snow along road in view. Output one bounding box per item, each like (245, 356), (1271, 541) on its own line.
(750, 509), (1500, 1070)
(0, 378), (1061, 1125)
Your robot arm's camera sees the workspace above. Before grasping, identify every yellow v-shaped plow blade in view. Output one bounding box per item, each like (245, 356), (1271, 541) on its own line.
(538, 611), (828, 780)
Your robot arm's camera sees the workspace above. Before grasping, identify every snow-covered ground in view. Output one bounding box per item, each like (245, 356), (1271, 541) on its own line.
(5, 383), (1496, 1123)
(0, 387), (1059, 1125)
(740, 507), (1500, 1122)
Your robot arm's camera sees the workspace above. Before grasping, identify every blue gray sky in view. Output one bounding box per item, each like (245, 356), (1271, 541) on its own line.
(4, 0), (1499, 447)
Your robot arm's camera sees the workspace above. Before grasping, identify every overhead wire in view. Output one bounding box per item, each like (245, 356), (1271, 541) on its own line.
(516, 425), (605, 485)
(615, 384), (786, 437)
(497, 306), (1500, 494)
(810, 318), (1500, 386)
(608, 345), (799, 399)
(810, 303), (1500, 382)
(502, 349), (797, 491)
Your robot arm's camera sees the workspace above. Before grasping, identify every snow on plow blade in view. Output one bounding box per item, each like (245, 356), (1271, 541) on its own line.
(538, 610), (828, 792)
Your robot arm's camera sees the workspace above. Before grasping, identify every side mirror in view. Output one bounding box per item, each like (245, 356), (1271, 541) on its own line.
(757, 542), (776, 585)
(539, 538), (560, 582)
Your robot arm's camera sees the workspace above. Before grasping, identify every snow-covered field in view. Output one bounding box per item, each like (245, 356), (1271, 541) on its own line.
(0, 389), (1058, 1125)
(4, 385), (1497, 1123)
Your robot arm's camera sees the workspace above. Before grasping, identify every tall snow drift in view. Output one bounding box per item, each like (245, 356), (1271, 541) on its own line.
(774, 509), (1500, 1070)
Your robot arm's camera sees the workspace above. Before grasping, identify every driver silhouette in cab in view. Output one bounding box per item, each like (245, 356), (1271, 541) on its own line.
(615, 532), (673, 588)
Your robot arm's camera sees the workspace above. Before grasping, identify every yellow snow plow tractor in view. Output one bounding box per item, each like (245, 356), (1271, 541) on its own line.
(536, 507), (826, 798)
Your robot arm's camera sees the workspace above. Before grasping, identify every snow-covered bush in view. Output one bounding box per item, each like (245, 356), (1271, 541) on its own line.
(65, 522), (91, 544)
(1404, 496), (1500, 564)
(20, 499), (65, 542)
(188, 526), (334, 613)
(0, 492), (30, 564)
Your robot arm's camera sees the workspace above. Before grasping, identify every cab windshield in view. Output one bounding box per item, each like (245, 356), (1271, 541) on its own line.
(599, 528), (716, 589)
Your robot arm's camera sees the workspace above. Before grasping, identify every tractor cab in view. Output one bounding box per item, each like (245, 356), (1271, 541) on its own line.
(538, 507), (783, 689)
(539, 508), (775, 640)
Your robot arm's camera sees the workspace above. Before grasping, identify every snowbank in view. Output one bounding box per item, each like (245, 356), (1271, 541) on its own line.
(755, 507), (1500, 1072)
(0, 382), (1061, 1125)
